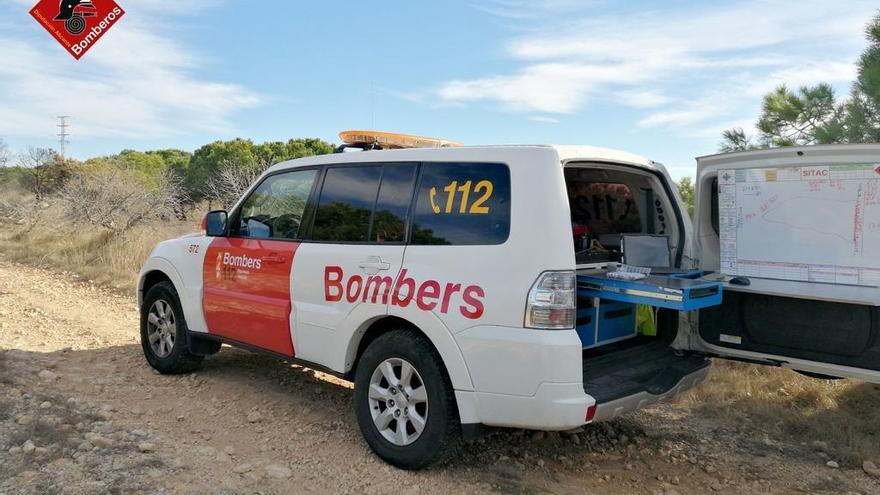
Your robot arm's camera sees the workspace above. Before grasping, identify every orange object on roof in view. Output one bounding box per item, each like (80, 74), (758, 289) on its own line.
(339, 130), (462, 149)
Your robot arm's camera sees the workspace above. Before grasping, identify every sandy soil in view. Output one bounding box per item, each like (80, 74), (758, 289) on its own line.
(1, 258), (878, 495)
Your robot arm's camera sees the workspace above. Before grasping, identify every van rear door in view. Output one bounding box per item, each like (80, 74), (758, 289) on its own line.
(688, 144), (880, 382)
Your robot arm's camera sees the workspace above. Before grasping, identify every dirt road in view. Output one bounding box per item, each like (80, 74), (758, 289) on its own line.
(1, 258), (878, 494)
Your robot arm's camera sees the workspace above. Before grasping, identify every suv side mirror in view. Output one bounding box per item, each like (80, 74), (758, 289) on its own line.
(205, 210), (228, 237)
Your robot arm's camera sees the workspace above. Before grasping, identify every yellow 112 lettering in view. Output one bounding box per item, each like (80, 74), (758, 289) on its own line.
(430, 180), (493, 215)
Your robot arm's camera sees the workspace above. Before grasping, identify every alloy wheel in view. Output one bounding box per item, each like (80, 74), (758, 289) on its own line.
(368, 357), (429, 446)
(146, 299), (176, 358)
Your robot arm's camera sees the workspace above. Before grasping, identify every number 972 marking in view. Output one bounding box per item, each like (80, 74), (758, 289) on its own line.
(430, 180), (493, 215)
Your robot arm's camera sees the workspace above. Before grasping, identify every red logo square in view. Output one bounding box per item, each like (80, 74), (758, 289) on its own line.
(30, 0), (125, 60)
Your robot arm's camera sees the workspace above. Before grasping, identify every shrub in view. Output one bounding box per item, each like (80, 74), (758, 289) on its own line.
(18, 148), (70, 201)
(203, 159), (270, 209)
(59, 166), (187, 234)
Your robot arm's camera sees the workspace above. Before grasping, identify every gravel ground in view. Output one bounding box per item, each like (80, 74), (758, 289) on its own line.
(1, 258), (879, 494)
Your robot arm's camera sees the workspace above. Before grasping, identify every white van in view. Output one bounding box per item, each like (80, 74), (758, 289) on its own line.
(137, 139), (880, 469)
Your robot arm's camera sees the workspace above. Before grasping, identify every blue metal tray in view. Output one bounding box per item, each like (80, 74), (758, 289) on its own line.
(576, 269), (723, 311)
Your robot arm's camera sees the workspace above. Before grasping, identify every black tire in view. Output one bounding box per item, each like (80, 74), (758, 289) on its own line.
(353, 329), (460, 470)
(140, 281), (203, 374)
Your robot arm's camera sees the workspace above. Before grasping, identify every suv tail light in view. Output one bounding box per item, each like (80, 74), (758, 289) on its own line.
(524, 271), (576, 329)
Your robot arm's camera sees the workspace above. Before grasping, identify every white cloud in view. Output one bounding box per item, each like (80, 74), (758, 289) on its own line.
(438, 61), (652, 113)
(470, 0), (603, 21)
(636, 59), (859, 131)
(0, 0), (259, 141)
(441, 0), (876, 135)
(615, 89), (671, 109)
(749, 61), (859, 97)
(639, 108), (717, 128)
(529, 116), (559, 123)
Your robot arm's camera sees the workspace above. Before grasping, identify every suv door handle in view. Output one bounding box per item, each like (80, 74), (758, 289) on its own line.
(261, 254), (288, 264)
(358, 256), (391, 274)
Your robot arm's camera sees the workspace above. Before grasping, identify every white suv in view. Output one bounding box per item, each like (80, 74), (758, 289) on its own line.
(138, 143), (880, 468)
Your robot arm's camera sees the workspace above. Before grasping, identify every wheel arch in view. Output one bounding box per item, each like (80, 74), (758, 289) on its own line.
(345, 315), (474, 393)
(137, 258), (186, 309)
(140, 270), (173, 298)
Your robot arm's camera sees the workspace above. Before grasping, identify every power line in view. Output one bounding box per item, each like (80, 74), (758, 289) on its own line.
(57, 116), (70, 159)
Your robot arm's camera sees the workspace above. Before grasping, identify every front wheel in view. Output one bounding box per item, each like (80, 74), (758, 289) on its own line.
(353, 329), (460, 469)
(140, 281), (203, 374)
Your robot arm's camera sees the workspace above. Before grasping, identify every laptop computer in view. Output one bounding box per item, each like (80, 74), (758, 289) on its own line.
(620, 234), (684, 274)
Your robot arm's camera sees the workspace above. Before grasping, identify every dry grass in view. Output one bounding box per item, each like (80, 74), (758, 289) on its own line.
(676, 360), (880, 464)
(0, 202), (195, 293)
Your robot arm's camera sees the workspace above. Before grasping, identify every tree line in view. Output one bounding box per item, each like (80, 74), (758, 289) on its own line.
(0, 137), (335, 237)
(0, 137), (335, 206)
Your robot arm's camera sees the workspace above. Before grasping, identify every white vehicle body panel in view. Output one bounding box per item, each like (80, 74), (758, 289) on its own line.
(138, 234), (212, 333)
(138, 143), (879, 431)
(290, 242), (406, 370)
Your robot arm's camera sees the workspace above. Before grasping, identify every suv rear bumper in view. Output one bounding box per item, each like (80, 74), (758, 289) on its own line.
(456, 382), (594, 430)
(455, 325), (585, 396)
(455, 325), (591, 429)
(453, 325), (710, 430)
(455, 365), (709, 430)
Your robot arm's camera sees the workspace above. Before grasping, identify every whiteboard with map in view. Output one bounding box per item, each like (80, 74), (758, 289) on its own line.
(719, 164), (880, 287)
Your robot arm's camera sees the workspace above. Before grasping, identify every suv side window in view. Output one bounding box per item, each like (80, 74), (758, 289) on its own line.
(233, 169), (318, 240)
(371, 165), (417, 243)
(311, 164), (418, 243)
(411, 162), (511, 245)
(312, 165), (383, 242)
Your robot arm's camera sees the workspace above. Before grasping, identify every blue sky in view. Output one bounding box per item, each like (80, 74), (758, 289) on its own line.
(1, 0), (877, 179)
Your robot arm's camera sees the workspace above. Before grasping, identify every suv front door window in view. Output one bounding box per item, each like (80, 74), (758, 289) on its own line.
(234, 169), (318, 240)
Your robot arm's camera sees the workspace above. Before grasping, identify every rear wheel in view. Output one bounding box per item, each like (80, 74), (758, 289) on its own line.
(140, 282), (203, 374)
(353, 329), (460, 469)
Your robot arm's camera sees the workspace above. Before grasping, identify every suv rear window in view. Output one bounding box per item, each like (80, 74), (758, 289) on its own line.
(411, 163), (510, 245)
(567, 181), (641, 234)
